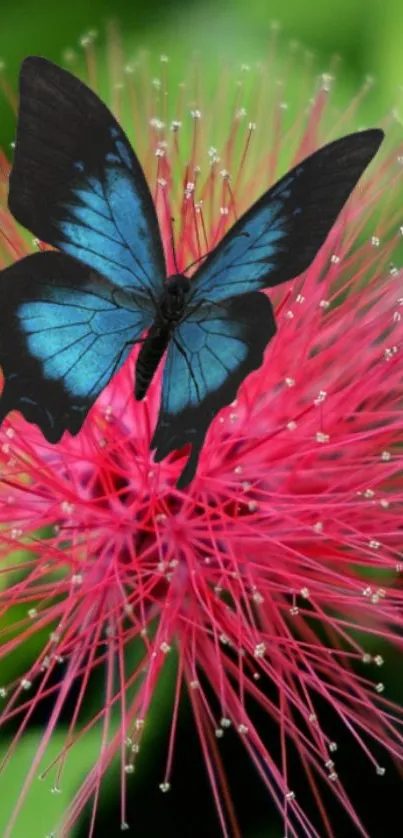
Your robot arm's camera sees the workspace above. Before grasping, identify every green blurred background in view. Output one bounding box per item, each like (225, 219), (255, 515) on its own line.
(0, 0), (403, 139)
(1, 0), (403, 836)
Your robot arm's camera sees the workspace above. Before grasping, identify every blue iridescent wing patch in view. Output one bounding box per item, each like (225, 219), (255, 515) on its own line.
(0, 252), (152, 440)
(188, 131), (384, 305)
(151, 292), (276, 488)
(8, 57), (165, 300)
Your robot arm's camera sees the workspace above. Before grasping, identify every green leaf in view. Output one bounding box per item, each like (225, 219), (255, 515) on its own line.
(0, 648), (177, 837)
(0, 728), (101, 838)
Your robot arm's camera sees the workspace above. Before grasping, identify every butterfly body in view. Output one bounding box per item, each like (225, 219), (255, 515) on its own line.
(135, 274), (191, 400)
(0, 56), (384, 487)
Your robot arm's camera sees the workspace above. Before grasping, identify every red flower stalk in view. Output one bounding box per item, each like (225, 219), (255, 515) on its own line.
(1, 26), (403, 838)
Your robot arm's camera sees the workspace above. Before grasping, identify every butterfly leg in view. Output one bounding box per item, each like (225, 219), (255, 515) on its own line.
(108, 337), (147, 382)
(199, 298), (227, 310)
(182, 297), (227, 322)
(172, 335), (201, 401)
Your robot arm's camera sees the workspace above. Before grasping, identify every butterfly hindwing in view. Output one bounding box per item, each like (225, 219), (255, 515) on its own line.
(188, 130), (384, 305)
(151, 292), (276, 487)
(8, 57), (165, 300)
(0, 251), (153, 440)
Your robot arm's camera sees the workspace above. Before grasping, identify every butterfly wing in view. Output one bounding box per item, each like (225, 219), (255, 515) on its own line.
(8, 56), (165, 300)
(0, 251), (153, 440)
(152, 130), (384, 486)
(151, 292), (276, 487)
(188, 130), (384, 305)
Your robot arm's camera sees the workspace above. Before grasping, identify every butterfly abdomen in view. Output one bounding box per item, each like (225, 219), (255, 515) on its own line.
(135, 322), (171, 400)
(135, 278), (190, 401)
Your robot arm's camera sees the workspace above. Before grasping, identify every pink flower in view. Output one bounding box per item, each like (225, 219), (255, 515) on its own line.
(1, 27), (403, 838)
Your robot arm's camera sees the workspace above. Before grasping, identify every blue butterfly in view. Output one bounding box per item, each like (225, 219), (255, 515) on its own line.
(0, 58), (383, 487)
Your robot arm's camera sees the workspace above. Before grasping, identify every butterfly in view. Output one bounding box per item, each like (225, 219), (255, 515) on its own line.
(0, 57), (383, 488)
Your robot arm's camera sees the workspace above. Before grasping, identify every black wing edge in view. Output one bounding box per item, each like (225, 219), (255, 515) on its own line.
(151, 292), (277, 489)
(192, 128), (385, 290)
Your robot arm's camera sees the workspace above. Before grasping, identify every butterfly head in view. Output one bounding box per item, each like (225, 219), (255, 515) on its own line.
(167, 273), (190, 296)
(162, 273), (191, 321)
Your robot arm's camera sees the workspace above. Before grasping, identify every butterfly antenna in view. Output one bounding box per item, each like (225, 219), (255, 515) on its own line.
(170, 216), (180, 273)
(183, 250), (211, 274)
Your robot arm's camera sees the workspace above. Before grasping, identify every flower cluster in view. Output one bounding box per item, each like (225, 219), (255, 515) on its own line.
(0, 26), (403, 838)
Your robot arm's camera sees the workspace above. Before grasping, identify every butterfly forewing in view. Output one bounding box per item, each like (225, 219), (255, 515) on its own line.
(9, 56), (165, 301)
(188, 130), (384, 305)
